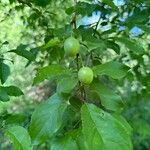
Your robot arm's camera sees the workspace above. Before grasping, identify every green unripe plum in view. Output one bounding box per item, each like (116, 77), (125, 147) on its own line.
(78, 67), (93, 84)
(64, 37), (80, 57)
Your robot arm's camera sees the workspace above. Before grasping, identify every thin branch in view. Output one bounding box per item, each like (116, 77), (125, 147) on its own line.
(93, 15), (101, 36)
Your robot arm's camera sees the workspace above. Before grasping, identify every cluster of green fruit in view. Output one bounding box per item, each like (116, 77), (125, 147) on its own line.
(64, 37), (93, 85)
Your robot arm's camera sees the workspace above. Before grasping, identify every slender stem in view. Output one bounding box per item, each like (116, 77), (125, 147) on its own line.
(76, 54), (80, 71)
(82, 86), (86, 101)
(72, 0), (86, 102)
(79, 55), (84, 67)
(93, 15), (101, 36)
(90, 51), (93, 60)
(83, 22), (97, 27)
(71, 0), (77, 29)
(85, 54), (91, 66)
(72, 15), (77, 29)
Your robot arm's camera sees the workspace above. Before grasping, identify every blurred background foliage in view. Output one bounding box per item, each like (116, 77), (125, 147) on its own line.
(0, 0), (150, 149)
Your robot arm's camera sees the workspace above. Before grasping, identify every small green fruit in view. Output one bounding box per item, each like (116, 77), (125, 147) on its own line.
(64, 37), (80, 57)
(78, 67), (93, 84)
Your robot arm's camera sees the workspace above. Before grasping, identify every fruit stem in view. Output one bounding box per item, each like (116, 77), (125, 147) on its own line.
(76, 54), (86, 102)
(71, 0), (77, 29)
(76, 53), (80, 71)
(85, 54), (91, 66)
(82, 86), (86, 101)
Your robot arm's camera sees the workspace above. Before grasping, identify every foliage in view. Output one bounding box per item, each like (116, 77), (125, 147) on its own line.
(0, 0), (150, 149)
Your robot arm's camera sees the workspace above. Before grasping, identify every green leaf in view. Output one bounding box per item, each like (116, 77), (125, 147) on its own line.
(132, 119), (150, 139)
(69, 96), (82, 111)
(25, 47), (40, 67)
(0, 87), (10, 102)
(75, 27), (94, 42)
(5, 126), (32, 150)
(57, 77), (78, 94)
(72, 129), (89, 150)
(43, 37), (61, 49)
(0, 62), (10, 84)
(49, 47), (65, 62)
(53, 25), (72, 38)
(93, 61), (130, 79)
(65, 7), (74, 15)
(4, 113), (27, 125)
(61, 105), (77, 127)
(33, 65), (69, 85)
(50, 129), (88, 150)
(2, 86), (24, 96)
(102, 0), (118, 11)
(81, 103), (133, 150)
(0, 86), (23, 101)
(145, 0), (150, 5)
(115, 37), (144, 55)
(112, 114), (132, 134)
(124, 8), (149, 28)
(88, 81), (124, 112)
(9, 44), (36, 61)
(66, 2), (98, 16)
(137, 25), (150, 34)
(84, 37), (120, 54)
(106, 41), (120, 54)
(51, 136), (78, 150)
(84, 38), (107, 51)
(29, 93), (68, 144)
(32, 0), (50, 7)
